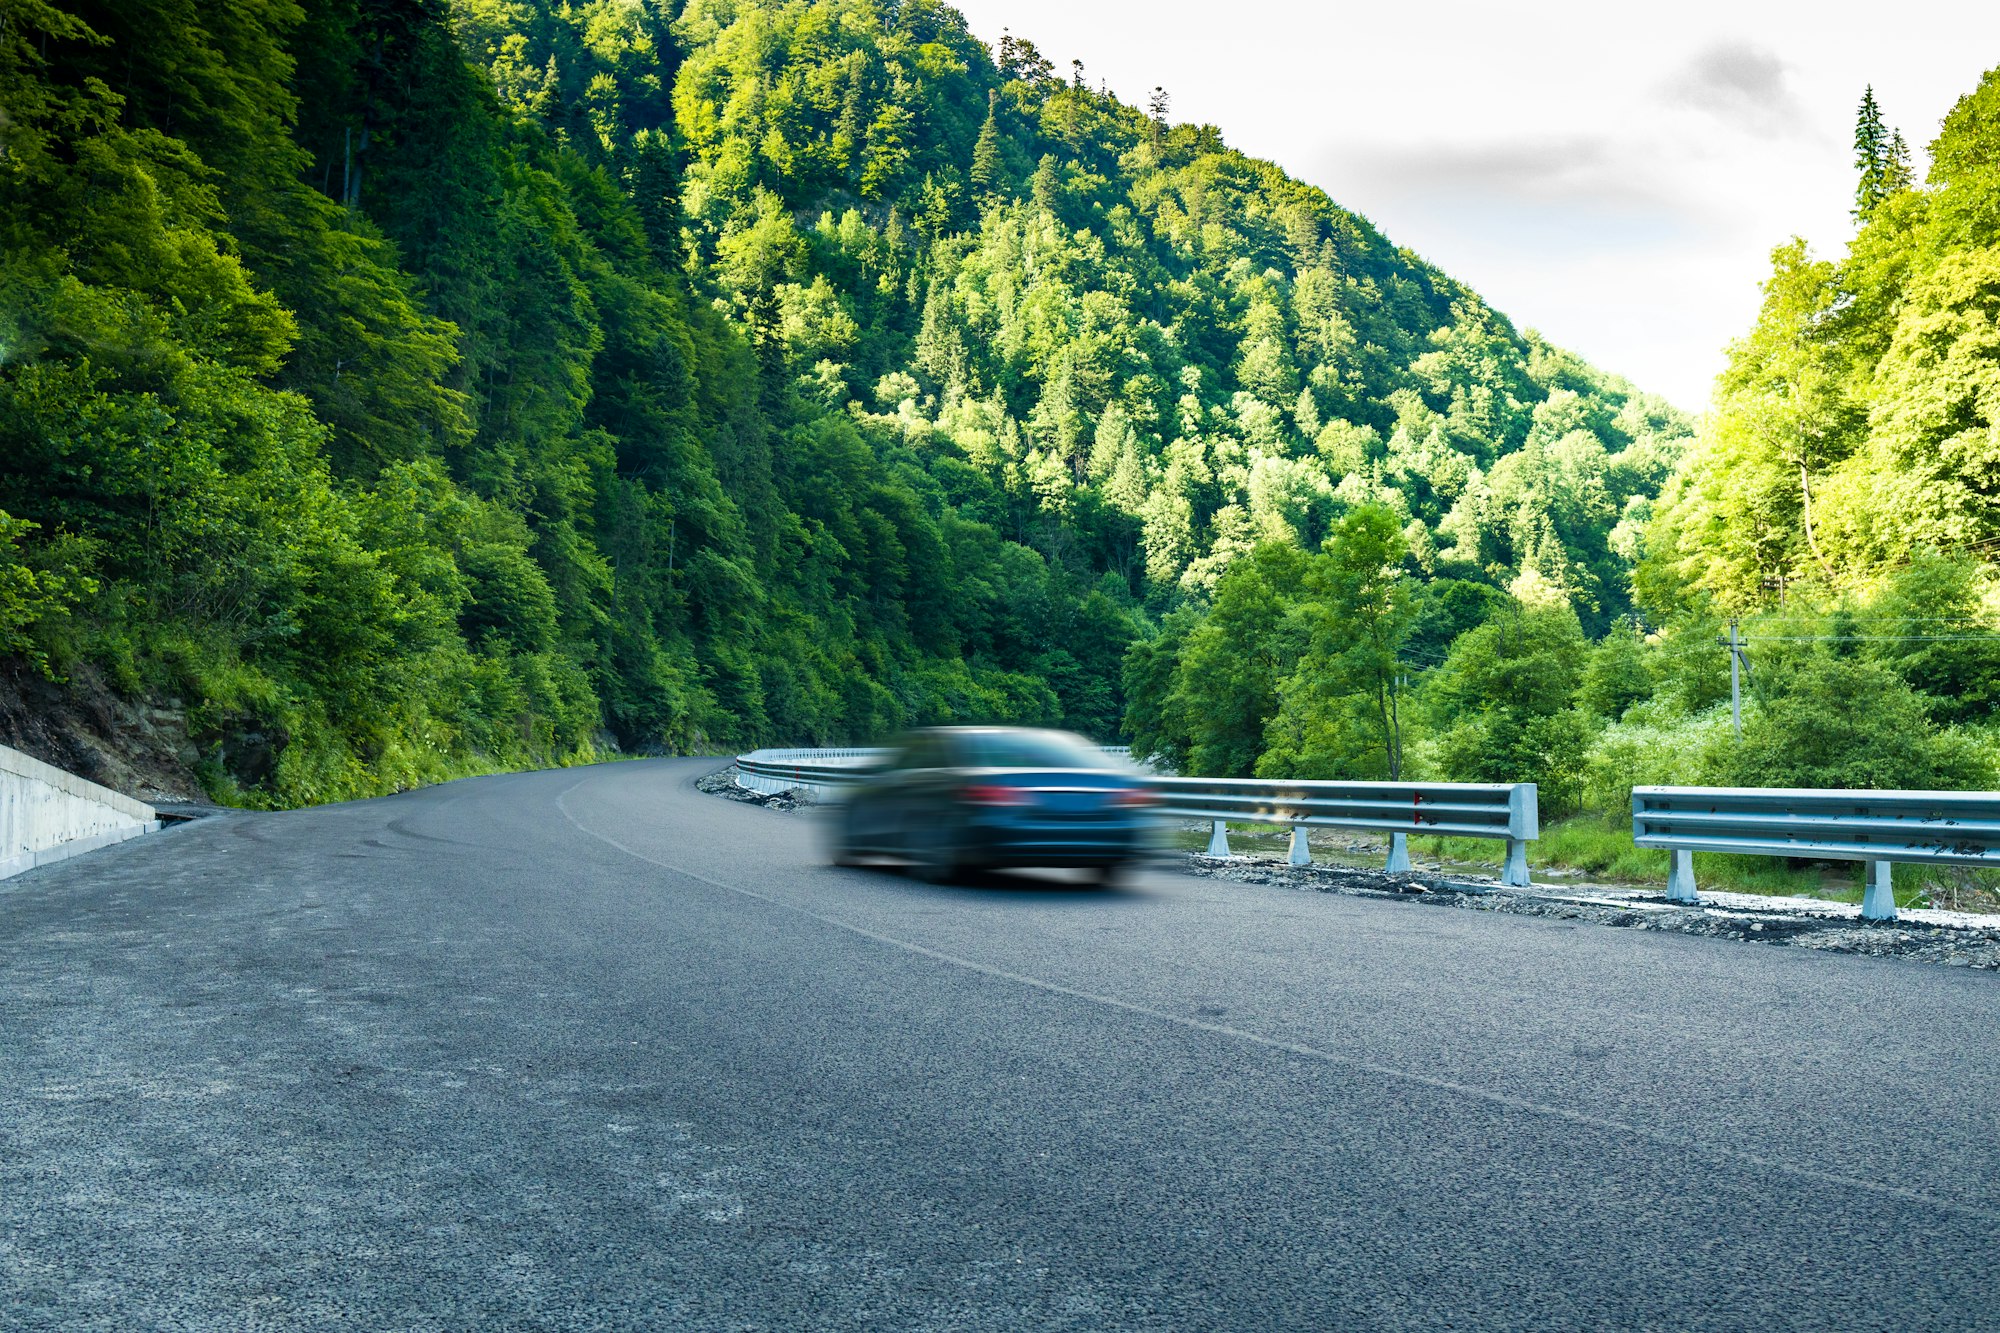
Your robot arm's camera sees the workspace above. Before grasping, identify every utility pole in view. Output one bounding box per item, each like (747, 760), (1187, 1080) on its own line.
(1717, 619), (1747, 738)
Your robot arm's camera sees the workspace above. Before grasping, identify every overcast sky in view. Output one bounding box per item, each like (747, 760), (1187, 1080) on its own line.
(948, 0), (2000, 412)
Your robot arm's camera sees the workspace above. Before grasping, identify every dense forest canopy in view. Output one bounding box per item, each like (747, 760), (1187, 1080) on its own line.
(7, 0), (1994, 827)
(0, 0), (1691, 805)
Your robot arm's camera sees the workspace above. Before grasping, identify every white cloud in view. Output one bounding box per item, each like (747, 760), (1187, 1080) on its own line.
(1333, 136), (1662, 209)
(1321, 134), (1713, 259)
(1661, 40), (1814, 139)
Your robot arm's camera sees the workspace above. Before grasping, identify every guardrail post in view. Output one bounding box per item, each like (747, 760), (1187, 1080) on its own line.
(1206, 820), (1231, 857)
(1861, 860), (1898, 922)
(1385, 831), (1410, 874)
(1288, 827), (1311, 866)
(1501, 783), (1538, 887)
(1665, 848), (1698, 904)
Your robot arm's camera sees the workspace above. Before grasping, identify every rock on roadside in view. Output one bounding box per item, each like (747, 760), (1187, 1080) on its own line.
(696, 765), (814, 811)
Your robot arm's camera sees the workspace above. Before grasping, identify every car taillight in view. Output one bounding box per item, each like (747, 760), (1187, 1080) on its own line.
(1108, 788), (1156, 807)
(961, 784), (1032, 806)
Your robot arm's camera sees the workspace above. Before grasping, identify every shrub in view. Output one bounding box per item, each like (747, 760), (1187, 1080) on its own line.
(1583, 706), (1738, 818)
(1727, 650), (1996, 790)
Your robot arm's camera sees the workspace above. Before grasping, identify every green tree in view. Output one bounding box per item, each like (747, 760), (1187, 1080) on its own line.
(1853, 85), (1892, 220)
(0, 512), (90, 673)
(1260, 504), (1419, 779)
(1578, 625), (1651, 721)
(1168, 541), (1310, 777)
(1651, 240), (1863, 602)
(1425, 589), (1590, 802)
(970, 92), (1004, 201)
(1730, 649), (1993, 790)
(1848, 249), (2000, 555)
(1865, 552), (2000, 724)
(1121, 607), (1195, 771)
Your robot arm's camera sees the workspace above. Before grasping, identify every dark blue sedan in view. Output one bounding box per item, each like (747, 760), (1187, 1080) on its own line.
(826, 727), (1159, 884)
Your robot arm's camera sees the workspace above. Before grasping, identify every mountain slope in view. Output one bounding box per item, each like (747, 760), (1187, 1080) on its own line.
(0, 0), (1688, 805)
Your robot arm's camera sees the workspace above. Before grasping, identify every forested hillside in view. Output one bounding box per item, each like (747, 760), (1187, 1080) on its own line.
(0, 0), (1685, 805)
(1127, 67), (2000, 905)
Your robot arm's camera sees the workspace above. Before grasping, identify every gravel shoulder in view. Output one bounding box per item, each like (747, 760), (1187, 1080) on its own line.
(1184, 854), (2000, 970)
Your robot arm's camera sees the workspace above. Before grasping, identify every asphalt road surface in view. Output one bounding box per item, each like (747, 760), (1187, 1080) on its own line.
(3, 759), (1997, 1331)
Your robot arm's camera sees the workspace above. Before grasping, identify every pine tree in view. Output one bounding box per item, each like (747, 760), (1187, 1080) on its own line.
(1853, 85), (1891, 220)
(834, 60), (865, 169)
(970, 91), (1003, 202)
(1030, 153), (1061, 213)
(625, 128), (681, 268)
(1886, 129), (1915, 194)
(914, 277), (967, 387)
(996, 29), (1052, 84)
(1293, 387), (1321, 441)
(1147, 86), (1170, 155)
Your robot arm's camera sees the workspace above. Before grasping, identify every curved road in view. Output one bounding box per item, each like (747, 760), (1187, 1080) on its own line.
(2, 759), (1996, 1330)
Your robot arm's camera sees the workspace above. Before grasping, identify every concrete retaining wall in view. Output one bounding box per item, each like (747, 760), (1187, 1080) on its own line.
(1, 744), (159, 880)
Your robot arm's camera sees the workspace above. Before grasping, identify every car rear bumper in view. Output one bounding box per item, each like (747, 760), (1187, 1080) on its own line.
(959, 815), (1156, 868)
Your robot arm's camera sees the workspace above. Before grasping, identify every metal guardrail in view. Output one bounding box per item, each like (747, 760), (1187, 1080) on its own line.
(735, 748), (881, 795)
(1153, 777), (1538, 885)
(734, 748), (1539, 885)
(1632, 785), (2000, 921)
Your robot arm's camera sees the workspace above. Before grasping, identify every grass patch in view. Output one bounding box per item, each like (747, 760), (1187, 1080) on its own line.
(1418, 813), (1847, 898)
(1168, 822), (1295, 854)
(1896, 863), (2000, 914)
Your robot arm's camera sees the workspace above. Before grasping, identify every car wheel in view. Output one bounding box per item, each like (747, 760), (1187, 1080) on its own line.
(1090, 861), (1128, 888)
(915, 820), (966, 885)
(827, 806), (862, 867)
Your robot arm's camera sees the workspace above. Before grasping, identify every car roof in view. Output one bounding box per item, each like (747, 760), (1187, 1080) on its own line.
(919, 725), (1036, 733)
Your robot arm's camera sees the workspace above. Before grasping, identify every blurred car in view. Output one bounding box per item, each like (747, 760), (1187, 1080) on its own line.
(826, 727), (1159, 884)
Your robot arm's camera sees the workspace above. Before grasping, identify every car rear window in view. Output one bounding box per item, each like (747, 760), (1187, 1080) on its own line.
(962, 732), (1113, 770)
(890, 733), (948, 767)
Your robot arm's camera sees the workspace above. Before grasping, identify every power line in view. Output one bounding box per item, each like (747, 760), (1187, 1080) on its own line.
(1743, 634), (2000, 643)
(1742, 614), (1993, 623)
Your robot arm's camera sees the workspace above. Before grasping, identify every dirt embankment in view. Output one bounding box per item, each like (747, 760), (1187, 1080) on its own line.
(0, 659), (207, 805)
